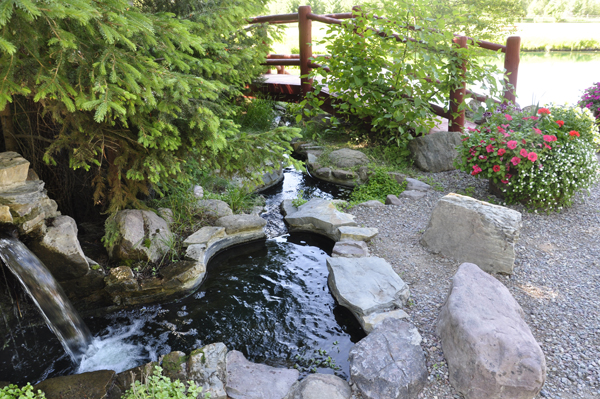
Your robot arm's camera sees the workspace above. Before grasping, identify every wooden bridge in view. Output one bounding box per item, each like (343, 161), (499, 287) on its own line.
(248, 6), (521, 132)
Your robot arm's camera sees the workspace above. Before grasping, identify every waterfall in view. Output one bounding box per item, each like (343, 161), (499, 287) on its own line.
(0, 237), (92, 362)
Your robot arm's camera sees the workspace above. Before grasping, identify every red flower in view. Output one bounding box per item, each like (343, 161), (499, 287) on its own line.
(555, 120), (564, 127)
(569, 130), (580, 137)
(507, 140), (518, 149)
(501, 180), (509, 184)
(511, 157), (521, 166)
(527, 152), (538, 162)
(497, 148), (506, 156)
(471, 165), (482, 175)
(520, 148), (528, 157)
(531, 116), (539, 120)
(537, 108), (551, 115)
(493, 165), (501, 172)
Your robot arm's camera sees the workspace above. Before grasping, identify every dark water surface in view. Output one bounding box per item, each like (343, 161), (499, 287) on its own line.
(0, 168), (364, 384)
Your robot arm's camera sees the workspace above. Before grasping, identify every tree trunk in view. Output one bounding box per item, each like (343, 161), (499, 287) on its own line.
(0, 105), (18, 152)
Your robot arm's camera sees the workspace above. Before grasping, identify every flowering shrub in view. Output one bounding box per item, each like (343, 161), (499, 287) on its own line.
(456, 104), (600, 210)
(578, 82), (600, 147)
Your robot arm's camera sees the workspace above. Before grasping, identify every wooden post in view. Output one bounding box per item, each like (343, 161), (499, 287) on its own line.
(299, 5), (312, 97)
(450, 36), (467, 133)
(503, 36), (521, 104)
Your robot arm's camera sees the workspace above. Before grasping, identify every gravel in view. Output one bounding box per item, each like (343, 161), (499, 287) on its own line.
(348, 170), (600, 399)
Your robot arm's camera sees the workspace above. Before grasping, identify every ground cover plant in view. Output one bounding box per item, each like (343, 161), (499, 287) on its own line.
(456, 103), (600, 210)
(0, 384), (46, 399)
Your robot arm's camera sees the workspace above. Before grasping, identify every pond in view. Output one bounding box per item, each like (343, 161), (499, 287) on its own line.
(0, 168), (363, 385)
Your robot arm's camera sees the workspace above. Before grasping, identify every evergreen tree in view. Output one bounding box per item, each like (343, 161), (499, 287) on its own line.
(0, 0), (298, 213)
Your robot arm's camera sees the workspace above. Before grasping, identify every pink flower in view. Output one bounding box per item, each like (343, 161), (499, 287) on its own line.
(533, 128), (542, 134)
(493, 165), (501, 172)
(544, 143), (552, 149)
(543, 135), (553, 142)
(521, 139), (527, 145)
(511, 156), (521, 166)
(497, 126), (506, 134)
(531, 116), (539, 120)
(501, 180), (509, 184)
(478, 155), (487, 160)
(507, 140), (517, 149)
(471, 165), (482, 175)
(527, 152), (538, 162)
(520, 148), (528, 157)
(486, 144), (494, 153)
(497, 148), (506, 156)
(505, 114), (513, 121)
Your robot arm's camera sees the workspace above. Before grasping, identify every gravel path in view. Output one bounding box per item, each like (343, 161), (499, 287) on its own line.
(348, 170), (600, 399)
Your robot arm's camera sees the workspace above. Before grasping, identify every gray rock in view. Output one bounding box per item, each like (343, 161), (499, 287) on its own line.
(360, 308), (409, 334)
(328, 148), (369, 169)
(197, 199), (233, 219)
(216, 214), (266, 235)
(405, 178), (431, 192)
(157, 208), (174, 227)
(332, 169), (357, 180)
(188, 343), (228, 399)
(284, 374), (352, 399)
(355, 200), (384, 208)
(332, 240), (369, 258)
(337, 226), (378, 242)
(183, 226), (226, 247)
(314, 167), (332, 178)
(29, 216), (89, 281)
(162, 351), (187, 382)
(285, 198), (356, 240)
(408, 131), (462, 172)
(327, 257), (409, 318)
(421, 193), (522, 274)
(226, 350), (299, 399)
(400, 190), (426, 199)
(349, 318), (427, 399)
(437, 263), (546, 399)
(386, 172), (406, 185)
(108, 210), (174, 264)
(34, 370), (118, 399)
(0, 152), (29, 187)
(280, 199), (298, 217)
(0, 179), (59, 234)
(385, 195), (402, 205)
(193, 185), (204, 198)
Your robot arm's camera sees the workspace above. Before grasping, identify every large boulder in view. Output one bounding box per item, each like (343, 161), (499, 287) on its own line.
(408, 131), (462, 172)
(285, 198), (356, 240)
(283, 374), (352, 399)
(327, 148), (369, 169)
(187, 343), (228, 399)
(421, 193), (521, 274)
(108, 210), (174, 264)
(34, 370), (119, 399)
(326, 257), (409, 329)
(226, 350), (299, 399)
(28, 216), (89, 281)
(437, 263), (546, 399)
(349, 318), (428, 399)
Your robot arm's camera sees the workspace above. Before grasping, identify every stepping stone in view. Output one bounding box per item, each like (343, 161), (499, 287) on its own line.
(337, 226), (378, 242)
(326, 257), (409, 319)
(285, 198), (356, 240)
(437, 263), (546, 399)
(349, 319), (427, 399)
(332, 240), (369, 258)
(361, 308), (409, 333)
(226, 351), (298, 399)
(421, 193), (521, 274)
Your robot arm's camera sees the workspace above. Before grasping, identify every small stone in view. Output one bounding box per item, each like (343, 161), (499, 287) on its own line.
(400, 190), (426, 199)
(337, 226), (378, 242)
(405, 178), (432, 192)
(284, 373), (351, 399)
(314, 167), (332, 178)
(193, 185), (204, 198)
(332, 240), (369, 258)
(385, 195), (402, 205)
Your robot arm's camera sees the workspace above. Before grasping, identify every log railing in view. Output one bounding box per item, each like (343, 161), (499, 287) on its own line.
(249, 6), (521, 132)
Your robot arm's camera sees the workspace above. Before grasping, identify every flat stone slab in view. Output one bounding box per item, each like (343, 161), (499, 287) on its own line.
(437, 263), (546, 399)
(332, 240), (369, 258)
(400, 190), (426, 199)
(285, 198), (356, 240)
(421, 193), (522, 274)
(360, 308), (409, 334)
(349, 319), (427, 399)
(284, 374), (351, 399)
(337, 226), (378, 242)
(216, 214), (266, 234)
(226, 350), (299, 399)
(327, 257), (409, 318)
(0, 151), (29, 187)
(184, 226), (226, 247)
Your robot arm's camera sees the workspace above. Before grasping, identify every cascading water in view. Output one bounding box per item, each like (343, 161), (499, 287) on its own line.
(0, 237), (93, 362)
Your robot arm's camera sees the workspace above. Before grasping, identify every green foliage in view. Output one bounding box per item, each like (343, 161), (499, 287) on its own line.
(294, 347), (342, 374)
(121, 366), (209, 399)
(456, 104), (600, 210)
(234, 97), (276, 132)
(101, 214), (120, 250)
(349, 168), (407, 205)
(302, 0), (506, 152)
(0, 383), (46, 399)
(0, 0), (298, 213)
(291, 190), (309, 207)
(527, 0), (600, 20)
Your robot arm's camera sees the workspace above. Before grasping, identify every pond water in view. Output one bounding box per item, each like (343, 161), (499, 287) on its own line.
(0, 168), (363, 385)
(513, 51), (600, 106)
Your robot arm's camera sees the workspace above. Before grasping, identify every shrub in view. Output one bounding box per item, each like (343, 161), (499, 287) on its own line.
(0, 383), (46, 399)
(349, 168), (407, 205)
(456, 104), (600, 210)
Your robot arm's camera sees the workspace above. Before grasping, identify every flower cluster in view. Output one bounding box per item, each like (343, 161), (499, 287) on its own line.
(578, 82), (600, 121)
(456, 104), (600, 210)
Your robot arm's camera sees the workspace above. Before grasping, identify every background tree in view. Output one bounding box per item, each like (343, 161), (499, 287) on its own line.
(0, 0), (298, 216)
